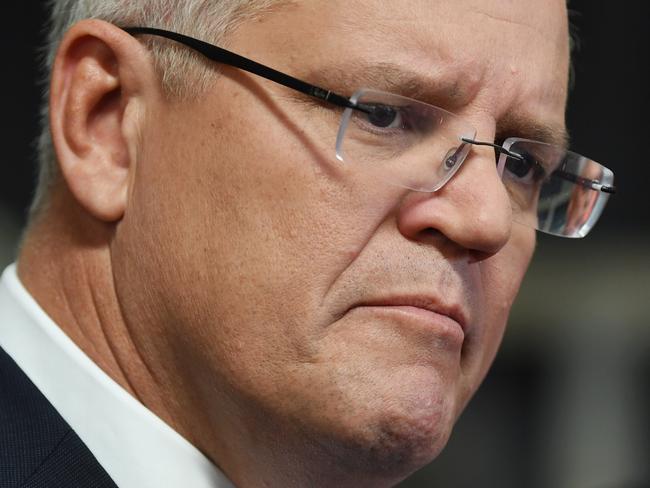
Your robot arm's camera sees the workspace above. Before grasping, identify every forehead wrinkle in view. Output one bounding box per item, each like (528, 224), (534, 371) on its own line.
(467, 1), (569, 46)
(469, 9), (547, 39)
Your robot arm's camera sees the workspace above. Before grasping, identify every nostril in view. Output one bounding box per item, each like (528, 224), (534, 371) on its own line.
(414, 227), (447, 246)
(421, 227), (442, 239)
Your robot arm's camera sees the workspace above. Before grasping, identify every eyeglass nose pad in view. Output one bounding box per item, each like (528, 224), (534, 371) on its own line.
(443, 148), (460, 170)
(429, 145), (465, 192)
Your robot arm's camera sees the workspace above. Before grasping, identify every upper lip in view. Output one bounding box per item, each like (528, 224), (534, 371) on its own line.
(353, 295), (469, 332)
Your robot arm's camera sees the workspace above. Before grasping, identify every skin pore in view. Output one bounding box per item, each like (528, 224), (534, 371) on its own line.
(19, 0), (569, 486)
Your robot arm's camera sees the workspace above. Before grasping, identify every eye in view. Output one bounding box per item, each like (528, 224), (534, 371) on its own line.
(504, 152), (546, 184)
(365, 104), (405, 129)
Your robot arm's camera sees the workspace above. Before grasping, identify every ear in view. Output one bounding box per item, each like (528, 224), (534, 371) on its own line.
(49, 19), (156, 222)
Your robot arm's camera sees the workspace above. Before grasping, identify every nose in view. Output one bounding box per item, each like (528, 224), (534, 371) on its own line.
(396, 145), (513, 256)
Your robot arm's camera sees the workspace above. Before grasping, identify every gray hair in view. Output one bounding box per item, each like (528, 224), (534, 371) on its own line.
(32, 0), (283, 220)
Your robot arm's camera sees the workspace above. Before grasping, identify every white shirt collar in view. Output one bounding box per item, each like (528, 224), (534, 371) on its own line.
(0, 264), (235, 488)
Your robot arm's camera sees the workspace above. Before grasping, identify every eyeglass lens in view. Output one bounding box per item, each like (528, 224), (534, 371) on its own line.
(499, 139), (614, 238)
(335, 89), (614, 238)
(336, 90), (477, 192)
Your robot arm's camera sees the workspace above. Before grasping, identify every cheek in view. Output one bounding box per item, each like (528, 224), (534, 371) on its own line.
(124, 91), (397, 390)
(184, 90), (401, 323)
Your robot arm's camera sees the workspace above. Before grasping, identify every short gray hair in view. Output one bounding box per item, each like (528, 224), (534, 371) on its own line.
(32, 0), (283, 220)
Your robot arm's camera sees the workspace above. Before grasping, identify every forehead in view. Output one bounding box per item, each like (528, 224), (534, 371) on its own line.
(231, 0), (570, 141)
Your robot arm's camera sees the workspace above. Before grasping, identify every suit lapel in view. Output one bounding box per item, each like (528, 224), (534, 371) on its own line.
(0, 346), (118, 488)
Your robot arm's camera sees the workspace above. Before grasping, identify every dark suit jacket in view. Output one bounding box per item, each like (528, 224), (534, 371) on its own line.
(0, 345), (118, 487)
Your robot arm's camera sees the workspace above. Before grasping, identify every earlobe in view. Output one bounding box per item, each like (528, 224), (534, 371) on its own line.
(49, 20), (150, 222)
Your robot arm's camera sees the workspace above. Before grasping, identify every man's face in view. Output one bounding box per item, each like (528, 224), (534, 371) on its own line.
(113, 0), (569, 479)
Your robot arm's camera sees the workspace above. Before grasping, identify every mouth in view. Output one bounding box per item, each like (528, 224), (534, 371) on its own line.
(351, 296), (468, 342)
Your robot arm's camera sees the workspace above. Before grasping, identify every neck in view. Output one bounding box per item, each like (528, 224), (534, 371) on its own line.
(17, 191), (173, 423)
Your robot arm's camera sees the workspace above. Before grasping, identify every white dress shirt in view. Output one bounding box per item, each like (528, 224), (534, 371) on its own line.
(0, 264), (235, 488)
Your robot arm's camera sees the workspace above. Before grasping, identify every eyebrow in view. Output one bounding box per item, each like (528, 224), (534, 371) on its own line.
(303, 61), (476, 110)
(496, 113), (570, 149)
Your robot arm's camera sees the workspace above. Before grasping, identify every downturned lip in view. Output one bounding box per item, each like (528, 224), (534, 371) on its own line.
(353, 296), (468, 332)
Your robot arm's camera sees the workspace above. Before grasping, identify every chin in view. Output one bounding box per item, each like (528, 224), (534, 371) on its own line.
(310, 367), (460, 482)
(371, 395), (454, 474)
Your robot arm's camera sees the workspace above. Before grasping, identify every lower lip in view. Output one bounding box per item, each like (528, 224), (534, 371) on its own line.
(358, 305), (465, 345)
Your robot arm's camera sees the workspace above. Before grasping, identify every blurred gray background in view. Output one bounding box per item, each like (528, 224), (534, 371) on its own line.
(1, 2), (648, 487)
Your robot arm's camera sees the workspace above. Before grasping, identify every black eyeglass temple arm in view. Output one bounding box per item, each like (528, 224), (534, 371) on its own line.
(122, 27), (361, 112)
